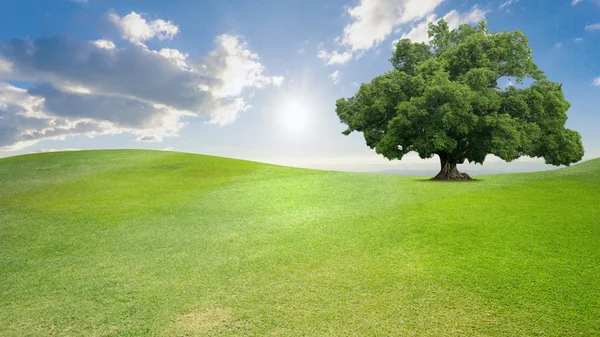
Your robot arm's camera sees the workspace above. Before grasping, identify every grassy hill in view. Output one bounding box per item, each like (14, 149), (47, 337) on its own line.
(1, 150), (599, 336)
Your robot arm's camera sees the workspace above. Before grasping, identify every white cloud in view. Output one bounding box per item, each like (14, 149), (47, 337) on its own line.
(401, 5), (488, 44)
(329, 70), (342, 84)
(0, 83), (114, 150)
(205, 34), (284, 99)
(157, 48), (189, 70)
(585, 23), (600, 31)
(572, 0), (583, 5)
(398, 14), (436, 44)
(318, 0), (451, 65)
(555, 42), (563, 48)
(341, 0), (445, 51)
(207, 97), (250, 126)
(92, 39), (116, 49)
(0, 58), (12, 75)
(317, 48), (353, 65)
(593, 77), (600, 87)
(0, 36), (212, 110)
(107, 11), (180, 43)
(499, 0), (520, 10)
(0, 28), (283, 150)
(574, 37), (584, 42)
(442, 5), (488, 29)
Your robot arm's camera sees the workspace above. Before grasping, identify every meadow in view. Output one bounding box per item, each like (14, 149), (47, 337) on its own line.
(1, 150), (599, 336)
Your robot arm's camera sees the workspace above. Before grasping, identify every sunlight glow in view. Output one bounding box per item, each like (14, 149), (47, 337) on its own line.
(281, 101), (309, 133)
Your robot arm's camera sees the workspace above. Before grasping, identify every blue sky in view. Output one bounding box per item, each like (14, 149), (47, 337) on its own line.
(0, 0), (599, 174)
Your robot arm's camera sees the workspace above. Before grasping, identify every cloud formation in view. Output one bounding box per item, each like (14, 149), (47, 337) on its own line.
(329, 70), (342, 84)
(0, 83), (110, 149)
(205, 34), (284, 99)
(499, 0), (520, 10)
(317, 0), (475, 65)
(399, 5), (488, 44)
(107, 11), (180, 43)
(585, 23), (600, 31)
(593, 77), (600, 87)
(317, 48), (353, 65)
(342, 0), (444, 51)
(0, 13), (283, 150)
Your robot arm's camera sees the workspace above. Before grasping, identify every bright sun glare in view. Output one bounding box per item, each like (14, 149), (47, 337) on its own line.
(281, 101), (309, 133)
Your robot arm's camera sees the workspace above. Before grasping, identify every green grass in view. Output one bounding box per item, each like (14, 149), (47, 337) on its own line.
(1, 150), (599, 336)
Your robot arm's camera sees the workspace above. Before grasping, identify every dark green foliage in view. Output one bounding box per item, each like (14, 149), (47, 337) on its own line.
(336, 20), (584, 177)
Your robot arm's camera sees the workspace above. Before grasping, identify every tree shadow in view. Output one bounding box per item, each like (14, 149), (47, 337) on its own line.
(413, 178), (483, 182)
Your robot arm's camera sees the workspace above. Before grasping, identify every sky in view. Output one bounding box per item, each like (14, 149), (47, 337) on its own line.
(0, 0), (599, 175)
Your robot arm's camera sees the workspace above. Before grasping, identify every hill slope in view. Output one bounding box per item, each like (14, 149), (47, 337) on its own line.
(1, 150), (599, 336)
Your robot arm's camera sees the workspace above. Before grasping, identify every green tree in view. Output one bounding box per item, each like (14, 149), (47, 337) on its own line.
(335, 20), (584, 180)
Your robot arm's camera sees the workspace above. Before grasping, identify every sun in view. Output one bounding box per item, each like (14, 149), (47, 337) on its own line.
(281, 101), (309, 133)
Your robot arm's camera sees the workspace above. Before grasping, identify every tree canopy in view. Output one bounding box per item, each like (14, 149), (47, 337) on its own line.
(335, 20), (584, 180)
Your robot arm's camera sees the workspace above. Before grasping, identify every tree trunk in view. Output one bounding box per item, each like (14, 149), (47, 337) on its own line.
(431, 154), (472, 181)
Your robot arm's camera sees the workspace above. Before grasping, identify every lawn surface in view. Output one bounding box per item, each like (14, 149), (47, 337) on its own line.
(1, 150), (599, 336)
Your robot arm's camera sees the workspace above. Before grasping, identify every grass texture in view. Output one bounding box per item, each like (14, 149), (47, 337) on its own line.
(1, 150), (599, 336)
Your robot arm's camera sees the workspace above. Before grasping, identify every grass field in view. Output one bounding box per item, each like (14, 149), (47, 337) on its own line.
(1, 150), (599, 336)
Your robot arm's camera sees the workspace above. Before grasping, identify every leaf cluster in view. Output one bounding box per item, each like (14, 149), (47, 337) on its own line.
(336, 20), (583, 166)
